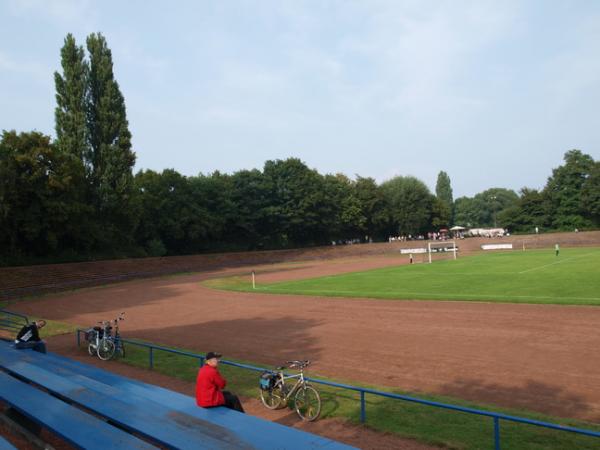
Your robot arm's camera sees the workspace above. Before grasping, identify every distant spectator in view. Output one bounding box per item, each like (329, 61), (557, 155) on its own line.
(196, 352), (245, 413)
(15, 320), (47, 354)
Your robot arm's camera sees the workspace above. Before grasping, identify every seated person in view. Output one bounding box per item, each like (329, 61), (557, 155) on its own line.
(15, 320), (47, 354)
(196, 351), (244, 413)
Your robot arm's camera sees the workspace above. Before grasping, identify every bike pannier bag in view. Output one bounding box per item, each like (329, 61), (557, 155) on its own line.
(85, 328), (97, 342)
(259, 371), (275, 390)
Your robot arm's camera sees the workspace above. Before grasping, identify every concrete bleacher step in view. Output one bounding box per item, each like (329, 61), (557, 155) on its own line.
(0, 342), (355, 449)
(0, 371), (156, 450)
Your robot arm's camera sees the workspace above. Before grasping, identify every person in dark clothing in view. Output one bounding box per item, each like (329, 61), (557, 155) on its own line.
(196, 351), (244, 413)
(15, 320), (47, 354)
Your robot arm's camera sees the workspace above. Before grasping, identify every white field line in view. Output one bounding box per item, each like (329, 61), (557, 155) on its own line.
(257, 287), (600, 302)
(518, 252), (597, 274)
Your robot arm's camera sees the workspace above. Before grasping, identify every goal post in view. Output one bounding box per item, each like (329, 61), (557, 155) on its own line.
(427, 240), (458, 264)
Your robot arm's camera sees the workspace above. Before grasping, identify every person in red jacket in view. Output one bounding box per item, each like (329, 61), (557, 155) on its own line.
(196, 352), (244, 413)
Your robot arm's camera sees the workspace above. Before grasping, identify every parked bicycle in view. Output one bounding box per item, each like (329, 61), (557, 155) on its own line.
(259, 360), (321, 421)
(85, 313), (125, 361)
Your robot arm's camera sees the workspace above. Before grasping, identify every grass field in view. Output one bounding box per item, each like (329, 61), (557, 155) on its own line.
(209, 248), (600, 305)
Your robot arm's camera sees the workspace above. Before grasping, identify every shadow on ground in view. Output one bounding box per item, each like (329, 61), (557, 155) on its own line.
(129, 316), (325, 369)
(438, 377), (594, 421)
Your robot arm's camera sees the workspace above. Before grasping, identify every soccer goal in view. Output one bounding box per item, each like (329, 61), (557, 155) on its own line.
(427, 241), (458, 263)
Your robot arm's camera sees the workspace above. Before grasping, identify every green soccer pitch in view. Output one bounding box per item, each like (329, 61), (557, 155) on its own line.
(248, 247), (600, 305)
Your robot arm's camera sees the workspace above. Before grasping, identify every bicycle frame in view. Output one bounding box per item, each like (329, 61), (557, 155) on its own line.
(88, 321), (110, 351)
(276, 369), (308, 401)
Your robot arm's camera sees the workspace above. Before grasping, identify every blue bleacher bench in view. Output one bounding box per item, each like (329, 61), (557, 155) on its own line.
(0, 340), (355, 449)
(0, 371), (156, 449)
(0, 436), (17, 450)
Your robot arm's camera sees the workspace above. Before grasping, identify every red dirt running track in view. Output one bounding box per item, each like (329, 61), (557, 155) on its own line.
(10, 255), (600, 423)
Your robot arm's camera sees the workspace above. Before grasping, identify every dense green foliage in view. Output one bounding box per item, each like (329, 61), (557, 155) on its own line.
(1, 34), (598, 265)
(0, 131), (88, 258)
(455, 150), (599, 233)
(454, 188), (520, 229)
(380, 176), (434, 236)
(209, 248), (600, 306)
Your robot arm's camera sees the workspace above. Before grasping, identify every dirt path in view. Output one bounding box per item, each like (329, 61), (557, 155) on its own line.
(45, 334), (434, 450)
(9, 255), (600, 424)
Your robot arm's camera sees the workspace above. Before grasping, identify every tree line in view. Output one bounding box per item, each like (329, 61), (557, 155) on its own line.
(454, 150), (599, 232)
(1, 34), (598, 265)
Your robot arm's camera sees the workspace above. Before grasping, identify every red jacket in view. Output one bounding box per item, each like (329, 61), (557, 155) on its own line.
(196, 364), (226, 407)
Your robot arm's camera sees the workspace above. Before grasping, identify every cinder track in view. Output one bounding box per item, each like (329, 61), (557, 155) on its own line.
(10, 253), (600, 423)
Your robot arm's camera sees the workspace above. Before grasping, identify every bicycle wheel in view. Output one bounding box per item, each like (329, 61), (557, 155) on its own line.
(294, 384), (321, 421)
(260, 382), (285, 410)
(87, 343), (96, 356)
(97, 339), (116, 361)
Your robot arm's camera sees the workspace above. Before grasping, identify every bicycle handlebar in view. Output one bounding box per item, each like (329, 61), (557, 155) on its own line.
(285, 360), (310, 369)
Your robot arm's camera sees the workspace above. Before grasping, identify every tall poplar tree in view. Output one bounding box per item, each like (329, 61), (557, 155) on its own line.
(435, 171), (453, 226)
(53, 34), (94, 251)
(435, 171), (453, 207)
(86, 32), (137, 243)
(54, 34), (88, 165)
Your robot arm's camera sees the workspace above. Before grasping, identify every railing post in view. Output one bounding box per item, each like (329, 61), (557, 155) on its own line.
(494, 417), (500, 450)
(199, 357), (205, 367)
(76, 329), (80, 347)
(149, 347), (154, 369)
(360, 391), (366, 423)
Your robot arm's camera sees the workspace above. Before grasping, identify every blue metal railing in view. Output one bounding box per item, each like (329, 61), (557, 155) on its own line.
(0, 310), (29, 322)
(0, 309), (29, 336)
(75, 329), (600, 449)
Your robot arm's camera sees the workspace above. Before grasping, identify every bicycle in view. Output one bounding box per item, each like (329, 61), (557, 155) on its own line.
(85, 313), (125, 361)
(87, 320), (114, 360)
(259, 360), (321, 421)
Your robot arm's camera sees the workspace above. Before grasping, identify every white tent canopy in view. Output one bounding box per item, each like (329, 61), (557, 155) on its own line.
(449, 226), (466, 231)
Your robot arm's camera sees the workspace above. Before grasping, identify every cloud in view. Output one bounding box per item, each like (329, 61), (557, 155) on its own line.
(6, 0), (95, 25)
(2, 1), (599, 196)
(0, 51), (51, 85)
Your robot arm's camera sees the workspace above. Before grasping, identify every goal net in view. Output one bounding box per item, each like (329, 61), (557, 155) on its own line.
(427, 241), (458, 263)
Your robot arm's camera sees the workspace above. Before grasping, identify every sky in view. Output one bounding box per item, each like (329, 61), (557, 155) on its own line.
(1, 0), (599, 198)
